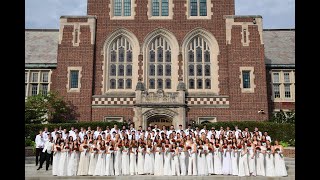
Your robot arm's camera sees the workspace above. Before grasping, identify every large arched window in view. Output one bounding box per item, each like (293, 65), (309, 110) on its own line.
(187, 36), (211, 89)
(147, 36), (172, 90)
(109, 36), (133, 89)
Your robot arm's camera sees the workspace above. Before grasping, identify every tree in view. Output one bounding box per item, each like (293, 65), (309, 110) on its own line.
(270, 110), (295, 124)
(25, 92), (78, 124)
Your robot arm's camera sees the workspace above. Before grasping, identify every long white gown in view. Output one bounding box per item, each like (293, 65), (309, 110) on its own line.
(121, 146), (130, 175)
(154, 146), (164, 176)
(93, 149), (106, 176)
(129, 147), (137, 175)
(238, 149), (250, 176)
(88, 147), (98, 175)
(171, 149), (180, 176)
(274, 149), (288, 176)
(213, 147), (222, 175)
(105, 147), (114, 176)
(222, 147), (232, 175)
(52, 147), (61, 176)
(256, 147), (266, 176)
(247, 146), (256, 176)
(114, 147), (122, 176)
(163, 147), (172, 175)
(204, 145), (214, 174)
(58, 149), (68, 176)
(67, 150), (79, 176)
(197, 147), (208, 176)
(187, 146), (197, 175)
(144, 147), (153, 174)
(265, 149), (276, 177)
(137, 146), (145, 175)
(179, 147), (187, 176)
(77, 145), (90, 176)
(231, 148), (239, 176)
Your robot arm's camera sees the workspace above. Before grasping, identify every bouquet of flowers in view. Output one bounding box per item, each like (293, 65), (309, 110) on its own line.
(187, 146), (192, 157)
(215, 144), (220, 148)
(237, 145), (242, 150)
(176, 140), (181, 145)
(247, 143), (251, 148)
(109, 147), (114, 154)
(267, 147), (271, 158)
(208, 147), (213, 152)
(275, 148), (283, 158)
(73, 147), (79, 152)
(161, 140), (165, 144)
(56, 147), (61, 152)
(198, 146), (203, 157)
(165, 144), (169, 155)
(118, 145), (123, 151)
(93, 147), (98, 152)
(171, 139), (176, 143)
(83, 145), (88, 155)
(256, 147), (261, 158)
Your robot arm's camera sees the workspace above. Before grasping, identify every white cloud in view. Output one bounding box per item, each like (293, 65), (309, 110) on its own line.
(25, 0), (295, 29)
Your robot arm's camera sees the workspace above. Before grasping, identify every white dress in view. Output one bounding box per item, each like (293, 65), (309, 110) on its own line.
(77, 145), (90, 176)
(247, 146), (256, 176)
(204, 145), (214, 174)
(274, 149), (288, 176)
(137, 146), (145, 175)
(222, 147), (232, 175)
(93, 149), (106, 176)
(114, 147), (122, 176)
(105, 147), (114, 176)
(171, 149), (180, 176)
(52, 147), (61, 176)
(197, 147), (208, 176)
(256, 147), (266, 176)
(88, 147), (98, 175)
(187, 146), (197, 175)
(58, 149), (68, 176)
(231, 148), (239, 176)
(144, 147), (153, 174)
(154, 146), (164, 176)
(238, 149), (250, 176)
(67, 150), (79, 176)
(179, 147), (187, 176)
(213, 147), (222, 175)
(163, 147), (172, 175)
(129, 147), (137, 175)
(265, 148), (276, 177)
(122, 147), (130, 175)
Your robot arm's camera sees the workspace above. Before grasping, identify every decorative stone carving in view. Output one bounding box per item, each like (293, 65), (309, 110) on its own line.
(141, 90), (179, 103)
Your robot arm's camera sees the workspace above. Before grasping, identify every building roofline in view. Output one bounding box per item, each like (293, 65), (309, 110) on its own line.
(25, 29), (59, 32)
(60, 15), (97, 19)
(263, 29), (295, 31)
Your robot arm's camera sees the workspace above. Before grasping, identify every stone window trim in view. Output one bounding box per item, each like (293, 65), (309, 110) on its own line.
(72, 25), (81, 47)
(271, 70), (295, 102)
(109, 0), (137, 20)
(103, 116), (124, 122)
(239, 67), (255, 93)
(25, 69), (52, 97)
(67, 67), (82, 93)
(147, 0), (174, 20)
(182, 28), (220, 94)
(102, 28), (140, 94)
(185, 0), (213, 20)
(197, 116), (217, 124)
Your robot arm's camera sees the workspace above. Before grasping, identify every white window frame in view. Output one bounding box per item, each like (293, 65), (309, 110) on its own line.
(185, 0), (213, 20)
(239, 67), (255, 93)
(109, 0), (136, 20)
(25, 69), (52, 97)
(103, 116), (124, 122)
(67, 67), (82, 93)
(147, 0), (174, 20)
(271, 70), (295, 102)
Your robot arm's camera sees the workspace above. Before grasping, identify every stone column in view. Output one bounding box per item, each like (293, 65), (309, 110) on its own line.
(176, 81), (186, 129)
(134, 81), (145, 130)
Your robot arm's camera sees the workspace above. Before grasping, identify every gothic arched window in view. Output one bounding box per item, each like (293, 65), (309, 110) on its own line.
(148, 36), (172, 89)
(109, 36), (133, 90)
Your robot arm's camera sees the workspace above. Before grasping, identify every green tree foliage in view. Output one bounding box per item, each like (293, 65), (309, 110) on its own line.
(270, 110), (295, 124)
(25, 92), (78, 124)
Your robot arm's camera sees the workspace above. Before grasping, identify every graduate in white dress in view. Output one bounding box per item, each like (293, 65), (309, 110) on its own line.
(87, 140), (98, 176)
(114, 139), (122, 176)
(265, 141), (276, 177)
(246, 140), (256, 176)
(163, 140), (172, 176)
(52, 139), (61, 176)
(57, 141), (68, 176)
(93, 141), (106, 176)
(213, 143), (222, 175)
(197, 140), (208, 176)
(187, 139), (197, 176)
(154, 140), (164, 176)
(273, 140), (288, 177)
(221, 140), (232, 175)
(204, 138), (214, 175)
(171, 143), (180, 176)
(121, 139), (130, 175)
(129, 140), (138, 175)
(238, 141), (250, 176)
(231, 141), (239, 176)
(105, 143), (114, 176)
(77, 135), (90, 176)
(137, 141), (145, 175)
(255, 141), (266, 176)
(67, 141), (79, 176)
(178, 139), (187, 176)
(144, 140), (154, 175)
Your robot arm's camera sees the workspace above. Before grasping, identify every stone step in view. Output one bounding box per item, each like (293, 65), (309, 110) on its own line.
(284, 157), (295, 161)
(285, 161), (295, 165)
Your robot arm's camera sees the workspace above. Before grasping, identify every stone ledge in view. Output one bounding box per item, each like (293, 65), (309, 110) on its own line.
(284, 147), (295, 158)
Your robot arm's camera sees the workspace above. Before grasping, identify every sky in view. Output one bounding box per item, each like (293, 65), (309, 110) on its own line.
(25, 0), (295, 29)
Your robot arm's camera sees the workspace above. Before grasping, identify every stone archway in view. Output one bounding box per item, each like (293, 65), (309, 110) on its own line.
(147, 115), (173, 129)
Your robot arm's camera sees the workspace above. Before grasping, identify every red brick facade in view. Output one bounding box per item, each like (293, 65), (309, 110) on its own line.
(51, 0), (271, 123)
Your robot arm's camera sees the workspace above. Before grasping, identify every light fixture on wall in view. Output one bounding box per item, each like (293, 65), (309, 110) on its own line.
(253, 18), (256, 24)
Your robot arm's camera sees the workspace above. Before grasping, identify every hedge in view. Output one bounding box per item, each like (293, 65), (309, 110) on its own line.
(25, 121), (295, 145)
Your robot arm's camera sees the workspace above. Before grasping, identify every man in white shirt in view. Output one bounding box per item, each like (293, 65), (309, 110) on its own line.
(185, 124), (192, 136)
(111, 124), (120, 134)
(234, 126), (241, 139)
(35, 130), (45, 166)
(200, 125), (207, 135)
(253, 127), (263, 137)
(94, 126), (101, 139)
(69, 126), (75, 138)
(37, 134), (54, 171)
(176, 124), (184, 134)
(51, 128), (58, 141)
(129, 123), (135, 133)
(42, 127), (49, 142)
(79, 127), (85, 141)
(62, 129), (67, 140)
(264, 131), (272, 142)
(86, 126), (92, 134)
(152, 124), (160, 133)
